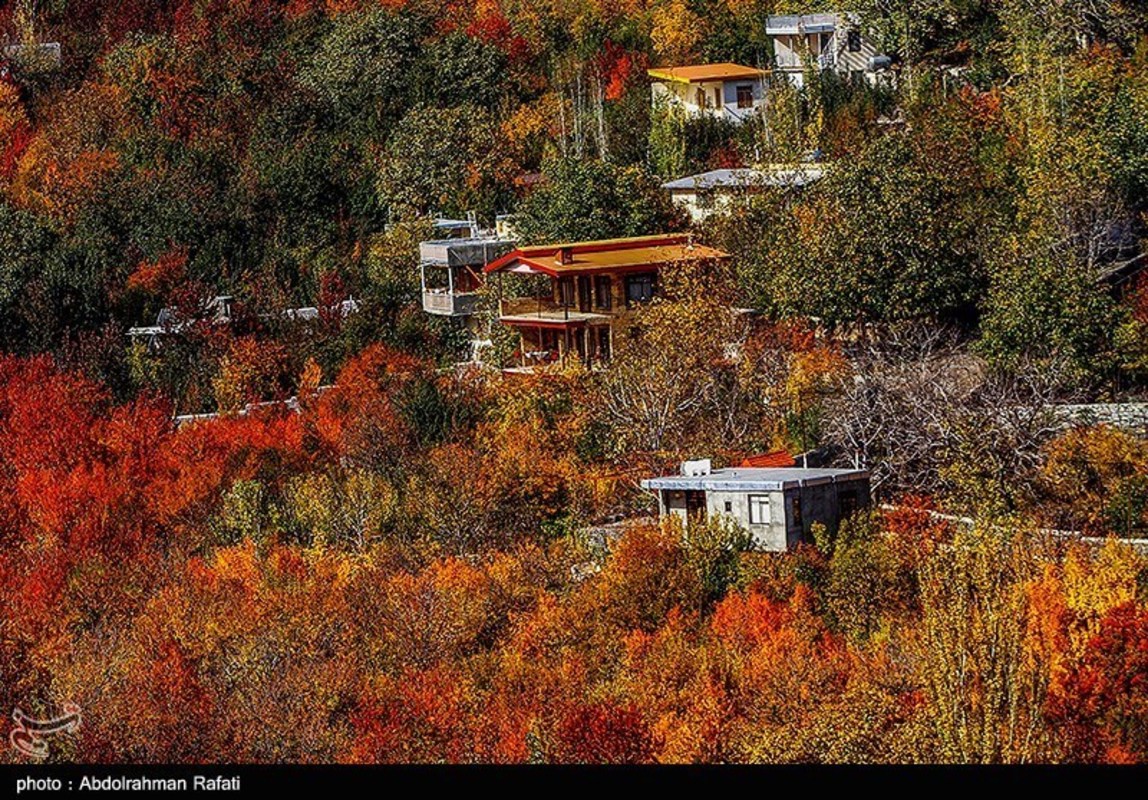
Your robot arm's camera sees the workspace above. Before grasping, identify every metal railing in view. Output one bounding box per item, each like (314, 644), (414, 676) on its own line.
(422, 290), (479, 317)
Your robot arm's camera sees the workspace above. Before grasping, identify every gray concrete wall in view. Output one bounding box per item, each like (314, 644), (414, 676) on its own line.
(721, 80), (764, 105)
(705, 489), (788, 551)
(659, 476), (870, 552)
(786, 476), (870, 545)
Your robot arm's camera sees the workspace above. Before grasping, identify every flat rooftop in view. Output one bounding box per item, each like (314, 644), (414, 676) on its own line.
(648, 63), (767, 84)
(662, 166), (824, 192)
(420, 236), (515, 267)
(642, 467), (869, 492)
(765, 14), (840, 35)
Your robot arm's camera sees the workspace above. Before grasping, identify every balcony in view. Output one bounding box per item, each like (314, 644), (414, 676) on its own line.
(422, 289), (480, 317)
(497, 296), (611, 327)
(773, 51), (836, 71)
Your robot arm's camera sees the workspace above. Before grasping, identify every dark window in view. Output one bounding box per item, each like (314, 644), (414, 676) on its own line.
(847, 29), (862, 53)
(840, 490), (859, 519)
(714, 87), (721, 108)
(558, 277), (574, 307)
(541, 328), (559, 353)
(594, 275), (612, 309)
(625, 273), (656, 307)
(695, 88), (706, 108)
(577, 276), (592, 312)
(736, 84), (754, 109)
(724, 501), (733, 514)
(792, 497), (803, 527)
(596, 326), (611, 362)
(685, 490), (707, 519)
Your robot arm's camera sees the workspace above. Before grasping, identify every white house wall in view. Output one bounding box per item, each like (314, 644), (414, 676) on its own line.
(651, 80), (764, 123)
(705, 489), (789, 551)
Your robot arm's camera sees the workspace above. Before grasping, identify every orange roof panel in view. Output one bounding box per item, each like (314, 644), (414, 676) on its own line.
(739, 450), (798, 468)
(484, 234), (729, 277)
(648, 63), (767, 83)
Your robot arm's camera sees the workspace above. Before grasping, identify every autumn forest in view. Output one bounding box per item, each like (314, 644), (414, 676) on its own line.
(2, 0), (1148, 766)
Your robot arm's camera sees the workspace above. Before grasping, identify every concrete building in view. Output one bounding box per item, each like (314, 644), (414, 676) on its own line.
(764, 13), (887, 88)
(483, 234), (729, 370)
(662, 165), (824, 223)
(419, 235), (515, 319)
(641, 459), (870, 551)
(648, 63), (768, 124)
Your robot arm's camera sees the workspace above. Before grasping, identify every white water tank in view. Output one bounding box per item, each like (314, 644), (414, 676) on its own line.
(681, 459), (712, 477)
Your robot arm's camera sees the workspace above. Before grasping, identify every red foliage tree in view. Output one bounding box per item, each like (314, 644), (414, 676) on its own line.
(1048, 601), (1148, 762)
(550, 700), (655, 764)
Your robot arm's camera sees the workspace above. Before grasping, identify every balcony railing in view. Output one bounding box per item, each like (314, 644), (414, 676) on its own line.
(422, 290), (480, 317)
(500, 295), (567, 318)
(774, 51), (836, 70)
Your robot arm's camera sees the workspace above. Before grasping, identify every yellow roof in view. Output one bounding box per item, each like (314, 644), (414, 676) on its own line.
(647, 63), (766, 84)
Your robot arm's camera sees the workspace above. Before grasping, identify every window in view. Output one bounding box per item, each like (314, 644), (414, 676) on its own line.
(594, 275), (612, 310)
(558, 277), (574, 307)
(685, 490), (707, 519)
(714, 87), (721, 108)
(748, 495), (771, 525)
(577, 276), (592, 311)
(541, 328), (559, 354)
(792, 497), (803, 526)
(840, 490), (859, 519)
(847, 29), (862, 53)
(695, 88), (706, 108)
(736, 85), (754, 109)
(724, 501), (733, 514)
(625, 273), (656, 307)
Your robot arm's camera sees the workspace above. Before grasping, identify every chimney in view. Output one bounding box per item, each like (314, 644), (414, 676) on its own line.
(555, 247), (573, 265)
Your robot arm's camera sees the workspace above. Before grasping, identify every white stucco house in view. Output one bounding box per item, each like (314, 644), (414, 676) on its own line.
(661, 164), (825, 223)
(764, 13), (889, 88)
(648, 63), (768, 124)
(641, 459), (870, 551)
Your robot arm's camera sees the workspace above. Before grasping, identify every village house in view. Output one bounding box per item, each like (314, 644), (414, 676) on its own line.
(764, 13), (888, 88)
(662, 164), (825, 223)
(641, 458), (870, 551)
(647, 63), (767, 124)
(483, 233), (729, 369)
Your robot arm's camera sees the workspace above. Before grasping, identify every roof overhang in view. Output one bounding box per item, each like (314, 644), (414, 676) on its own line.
(766, 23), (836, 34)
(641, 470), (869, 493)
(647, 64), (767, 84)
(484, 234), (729, 276)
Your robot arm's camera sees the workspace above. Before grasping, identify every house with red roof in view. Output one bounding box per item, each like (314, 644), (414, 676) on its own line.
(483, 233), (729, 369)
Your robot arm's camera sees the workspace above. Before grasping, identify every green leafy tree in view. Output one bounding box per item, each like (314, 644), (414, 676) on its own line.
(376, 105), (514, 221)
(513, 156), (683, 243)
